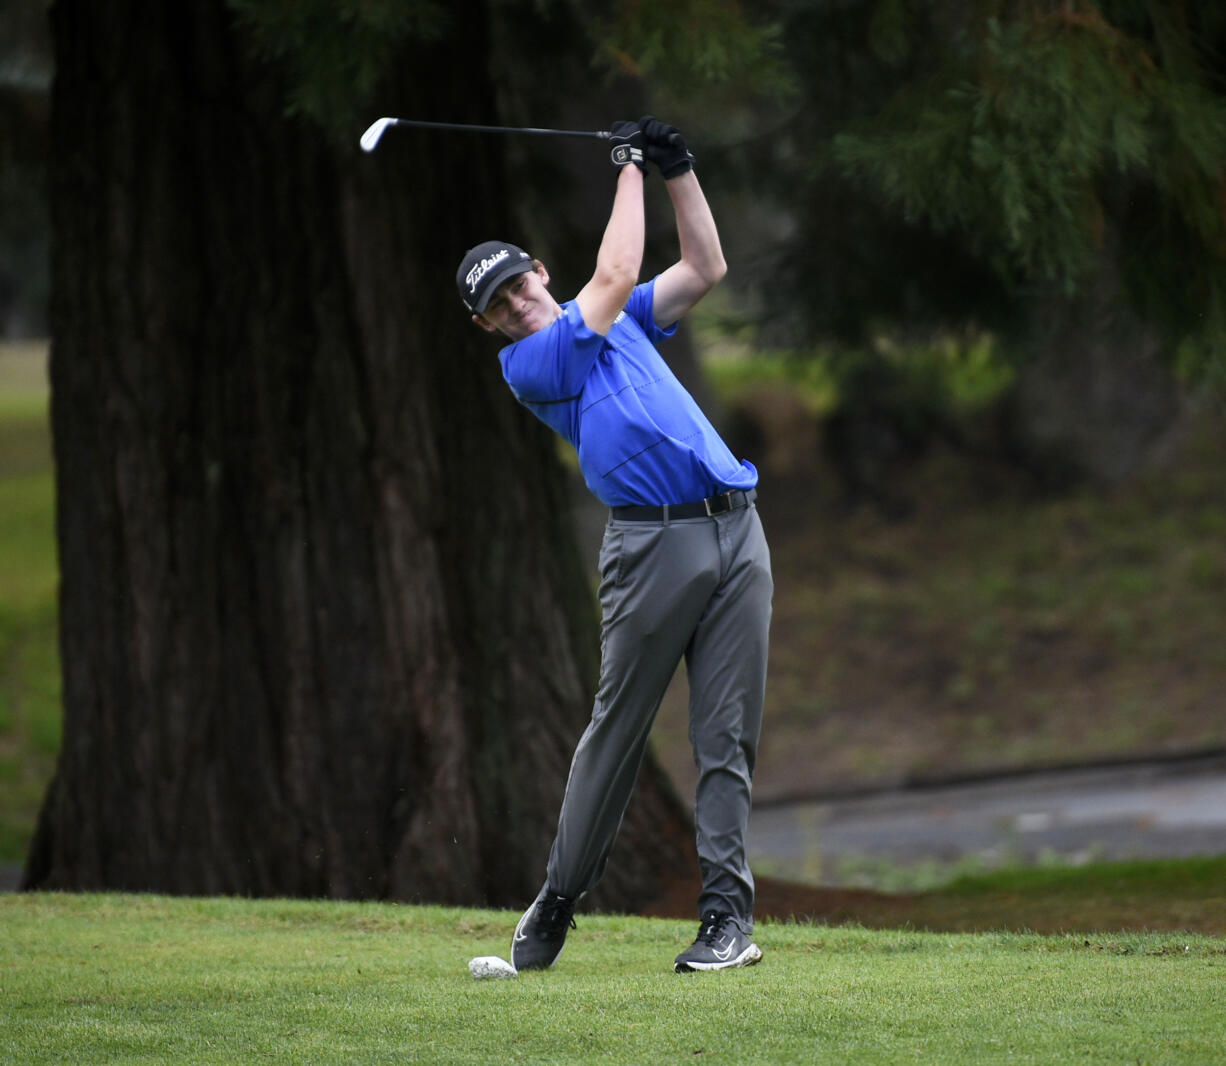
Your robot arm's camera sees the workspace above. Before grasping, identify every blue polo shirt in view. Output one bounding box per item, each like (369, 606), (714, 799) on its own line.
(498, 278), (758, 507)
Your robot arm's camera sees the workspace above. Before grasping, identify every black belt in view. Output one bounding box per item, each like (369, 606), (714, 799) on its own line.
(611, 488), (757, 522)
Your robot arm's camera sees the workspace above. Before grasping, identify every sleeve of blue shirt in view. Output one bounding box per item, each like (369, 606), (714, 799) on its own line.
(624, 279), (679, 346)
(500, 302), (603, 404)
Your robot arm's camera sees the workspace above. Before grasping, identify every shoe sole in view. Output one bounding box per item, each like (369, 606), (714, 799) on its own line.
(674, 943), (763, 973)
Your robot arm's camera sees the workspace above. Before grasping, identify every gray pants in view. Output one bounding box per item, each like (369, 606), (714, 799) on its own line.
(545, 502), (772, 929)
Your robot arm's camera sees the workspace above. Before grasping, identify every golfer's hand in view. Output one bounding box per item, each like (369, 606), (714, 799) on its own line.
(639, 115), (694, 179)
(608, 120), (646, 171)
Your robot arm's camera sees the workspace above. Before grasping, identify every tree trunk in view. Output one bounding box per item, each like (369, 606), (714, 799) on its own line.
(1011, 238), (1185, 488)
(24, 0), (692, 912)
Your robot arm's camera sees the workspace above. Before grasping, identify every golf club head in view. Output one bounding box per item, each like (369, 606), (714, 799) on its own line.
(360, 117), (395, 153)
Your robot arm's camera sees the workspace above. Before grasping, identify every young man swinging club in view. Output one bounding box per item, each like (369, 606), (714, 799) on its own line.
(456, 116), (773, 973)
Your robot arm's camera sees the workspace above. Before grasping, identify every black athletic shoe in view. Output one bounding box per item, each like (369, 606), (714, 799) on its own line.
(674, 911), (763, 972)
(511, 889), (577, 971)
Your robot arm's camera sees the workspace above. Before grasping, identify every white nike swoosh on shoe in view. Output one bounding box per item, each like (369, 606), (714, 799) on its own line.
(713, 942), (736, 961)
(513, 909), (531, 943)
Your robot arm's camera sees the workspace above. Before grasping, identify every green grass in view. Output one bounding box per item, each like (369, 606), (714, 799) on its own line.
(0, 341), (59, 864)
(724, 855), (1226, 939)
(844, 856), (1226, 936)
(2, 892), (1224, 1065)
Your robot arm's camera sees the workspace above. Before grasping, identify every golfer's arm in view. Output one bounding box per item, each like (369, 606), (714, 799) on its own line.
(575, 165), (645, 336)
(652, 171), (727, 329)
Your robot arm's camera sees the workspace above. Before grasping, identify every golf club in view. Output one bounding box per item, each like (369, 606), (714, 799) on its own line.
(360, 117), (612, 153)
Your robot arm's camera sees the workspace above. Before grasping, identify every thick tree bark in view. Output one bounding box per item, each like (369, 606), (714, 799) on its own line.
(1011, 235), (1185, 488)
(25, 0), (692, 912)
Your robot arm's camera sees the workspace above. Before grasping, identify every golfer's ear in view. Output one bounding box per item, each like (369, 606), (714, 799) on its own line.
(472, 313), (498, 333)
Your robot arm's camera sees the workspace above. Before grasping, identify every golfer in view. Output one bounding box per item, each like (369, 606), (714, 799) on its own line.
(456, 117), (772, 973)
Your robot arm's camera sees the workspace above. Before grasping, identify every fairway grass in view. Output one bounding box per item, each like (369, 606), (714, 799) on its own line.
(3, 894), (1224, 1065)
(0, 341), (59, 864)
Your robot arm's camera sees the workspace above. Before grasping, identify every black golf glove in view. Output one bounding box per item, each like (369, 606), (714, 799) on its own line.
(608, 120), (645, 171)
(638, 115), (694, 178)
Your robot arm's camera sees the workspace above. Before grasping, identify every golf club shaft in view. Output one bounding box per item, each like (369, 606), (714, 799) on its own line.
(361, 117), (610, 152)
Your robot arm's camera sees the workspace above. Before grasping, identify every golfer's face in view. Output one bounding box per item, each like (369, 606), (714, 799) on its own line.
(482, 266), (558, 340)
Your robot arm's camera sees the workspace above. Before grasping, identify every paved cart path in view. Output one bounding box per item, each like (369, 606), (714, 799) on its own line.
(749, 752), (1226, 886)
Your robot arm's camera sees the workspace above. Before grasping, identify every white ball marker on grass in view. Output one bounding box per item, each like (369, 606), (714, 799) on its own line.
(469, 955), (517, 979)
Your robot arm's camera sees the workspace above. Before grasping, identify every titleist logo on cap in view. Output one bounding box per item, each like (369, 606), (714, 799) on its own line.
(466, 249), (513, 294)
(456, 240), (533, 312)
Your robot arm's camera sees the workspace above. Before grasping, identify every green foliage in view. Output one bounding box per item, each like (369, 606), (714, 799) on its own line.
(829, 2), (1226, 375)
(225, 0), (788, 138)
(594, 0), (792, 99)
(3, 892), (1225, 1065)
(225, 0), (452, 134)
(706, 1), (1226, 382)
(705, 333), (1014, 418)
(706, 349), (839, 413)
(838, 13), (1173, 285)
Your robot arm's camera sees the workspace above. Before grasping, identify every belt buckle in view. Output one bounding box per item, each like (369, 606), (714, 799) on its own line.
(704, 491), (734, 517)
